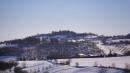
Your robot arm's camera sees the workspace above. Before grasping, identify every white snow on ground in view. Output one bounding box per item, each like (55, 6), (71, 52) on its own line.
(96, 41), (130, 55)
(0, 56), (129, 73)
(43, 65), (124, 73)
(16, 56), (130, 73)
(107, 39), (130, 43)
(57, 56), (130, 69)
(71, 67), (123, 73)
(96, 41), (111, 54)
(18, 61), (53, 73)
(17, 60), (125, 73)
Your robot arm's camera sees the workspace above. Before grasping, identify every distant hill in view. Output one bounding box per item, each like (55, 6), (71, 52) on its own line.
(0, 30), (130, 59)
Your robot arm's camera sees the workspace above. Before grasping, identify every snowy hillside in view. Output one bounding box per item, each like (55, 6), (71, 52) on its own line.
(96, 41), (130, 55)
(18, 61), (53, 73)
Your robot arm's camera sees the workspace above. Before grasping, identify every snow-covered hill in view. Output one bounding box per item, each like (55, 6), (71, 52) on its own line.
(96, 40), (130, 55)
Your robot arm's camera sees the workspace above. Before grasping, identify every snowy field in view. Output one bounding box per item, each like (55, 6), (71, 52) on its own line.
(18, 61), (53, 73)
(17, 56), (130, 73)
(43, 65), (124, 73)
(57, 56), (130, 69)
(17, 61), (124, 73)
(0, 56), (129, 73)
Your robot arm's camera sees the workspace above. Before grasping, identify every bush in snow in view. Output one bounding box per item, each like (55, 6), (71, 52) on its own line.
(75, 62), (79, 67)
(111, 63), (116, 68)
(0, 61), (18, 71)
(94, 61), (98, 67)
(125, 63), (130, 70)
(21, 62), (26, 68)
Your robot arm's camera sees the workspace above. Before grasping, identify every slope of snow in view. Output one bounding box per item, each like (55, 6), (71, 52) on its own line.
(58, 56), (130, 69)
(17, 60), (125, 73)
(107, 39), (130, 43)
(43, 66), (124, 73)
(96, 41), (110, 54)
(96, 41), (130, 55)
(72, 67), (123, 73)
(18, 61), (53, 73)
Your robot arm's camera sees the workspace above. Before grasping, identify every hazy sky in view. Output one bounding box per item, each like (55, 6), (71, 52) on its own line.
(0, 0), (130, 41)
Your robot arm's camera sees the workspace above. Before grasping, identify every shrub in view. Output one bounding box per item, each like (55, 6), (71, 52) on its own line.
(93, 61), (98, 67)
(0, 61), (18, 70)
(125, 63), (130, 70)
(14, 67), (28, 73)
